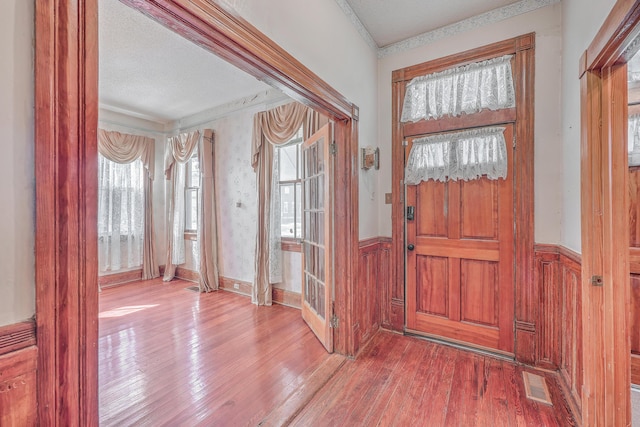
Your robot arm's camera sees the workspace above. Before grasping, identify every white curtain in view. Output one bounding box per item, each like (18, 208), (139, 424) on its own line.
(630, 114), (640, 166)
(98, 155), (145, 272)
(164, 130), (219, 292)
(97, 129), (159, 279)
(405, 126), (508, 184)
(401, 55), (515, 123)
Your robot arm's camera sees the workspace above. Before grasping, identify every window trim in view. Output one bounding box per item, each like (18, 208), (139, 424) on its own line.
(184, 153), (200, 234)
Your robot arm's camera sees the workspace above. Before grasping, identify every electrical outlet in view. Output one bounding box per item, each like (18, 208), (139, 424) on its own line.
(233, 283), (240, 290)
(385, 193), (392, 204)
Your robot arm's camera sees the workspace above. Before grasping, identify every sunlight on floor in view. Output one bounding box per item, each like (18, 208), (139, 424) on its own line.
(99, 305), (158, 318)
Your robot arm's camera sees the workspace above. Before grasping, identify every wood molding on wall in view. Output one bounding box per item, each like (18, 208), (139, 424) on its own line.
(534, 244), (582, 422)
(357, 237), (391, 354)
(391, 34), (536, 364)
(98, 269), (143, 288)
(0, 346), (37, 426)
(272, 288), (302, 309)
(0, 321), (36, 357)
(579, 0), (640, 424)
(219, 276), (253, 296)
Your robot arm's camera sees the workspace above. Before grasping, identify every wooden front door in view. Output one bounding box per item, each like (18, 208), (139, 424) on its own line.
(301, 123), (333, 352)
(405, 124), (515, 354)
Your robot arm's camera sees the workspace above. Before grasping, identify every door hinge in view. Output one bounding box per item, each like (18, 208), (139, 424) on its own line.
(403, 140), (408, 147)
(330, 314), (339, 328)
(330, 142), (337, 156)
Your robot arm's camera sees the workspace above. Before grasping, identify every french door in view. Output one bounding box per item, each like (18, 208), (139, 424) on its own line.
(301, 123), (333, 352)
(405, 124), (515, 354)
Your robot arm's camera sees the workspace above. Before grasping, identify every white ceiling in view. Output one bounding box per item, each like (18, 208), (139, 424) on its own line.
(98, 0), (271, 123)
(343, 0), (550, 48)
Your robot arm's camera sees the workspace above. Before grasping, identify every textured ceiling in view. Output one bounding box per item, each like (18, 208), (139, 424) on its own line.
(99, 0), (271, 122)
(344, 0), (520, 47)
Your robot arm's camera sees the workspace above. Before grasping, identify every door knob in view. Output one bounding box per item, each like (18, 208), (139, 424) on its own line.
(407, 244), (415, 251)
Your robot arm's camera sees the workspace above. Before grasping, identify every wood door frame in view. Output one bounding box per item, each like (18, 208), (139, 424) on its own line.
(390, 34), (536, 363)
(35, 0), (359, 424)
(579, 1), (640, 425)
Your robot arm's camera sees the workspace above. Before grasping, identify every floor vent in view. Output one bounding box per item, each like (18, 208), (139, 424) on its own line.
(185, 285), (200, 293)
(522, 371), (552, 406)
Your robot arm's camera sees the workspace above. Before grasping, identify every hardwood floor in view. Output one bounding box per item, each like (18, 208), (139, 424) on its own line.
(100, 279), (576, 426)
(99, 279), (337, 426)
(292, 331), (576, 426)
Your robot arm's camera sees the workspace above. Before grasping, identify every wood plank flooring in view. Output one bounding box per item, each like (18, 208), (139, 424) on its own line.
(100, 279), (576, 426)
(292, 332), (577, 426)
(99, 279), (336, 426)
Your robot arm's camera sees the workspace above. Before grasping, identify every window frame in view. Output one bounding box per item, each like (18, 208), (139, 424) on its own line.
(184, 152), (200, 239)
(277, 127), (304, 251)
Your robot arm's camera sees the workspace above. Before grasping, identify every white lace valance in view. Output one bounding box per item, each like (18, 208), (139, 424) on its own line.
(630, 114), (640, 166)
(401, 55), (516, 123)
(405, 127), (508, 184)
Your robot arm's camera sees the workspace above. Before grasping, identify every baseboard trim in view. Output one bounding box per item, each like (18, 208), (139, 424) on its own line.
(273, 287), (301, 309)
(219, 276), (252, 296)
(0, 320), (36, 357)
(98, 269), (143, 287)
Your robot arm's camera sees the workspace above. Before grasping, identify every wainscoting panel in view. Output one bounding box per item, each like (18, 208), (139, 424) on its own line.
(0, 321), (37, 426)
(356, 237), (391, 355)
(534, 244), (582, 419)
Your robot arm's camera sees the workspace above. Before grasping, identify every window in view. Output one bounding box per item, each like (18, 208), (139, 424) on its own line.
(185, 152), (199, 234)
(97, 155), (144, 272)
(277, 126), (303, 240)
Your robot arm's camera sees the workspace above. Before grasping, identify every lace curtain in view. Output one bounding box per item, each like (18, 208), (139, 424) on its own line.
(401, 55), (515, 123)
(405, 126), (508, 184)
(630, 114), (640, 166)
(98, 155), (145, 272)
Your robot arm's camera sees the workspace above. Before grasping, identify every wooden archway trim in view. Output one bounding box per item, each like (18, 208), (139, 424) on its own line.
(579, 1), (640, 425)
(35, 0), (359, 424)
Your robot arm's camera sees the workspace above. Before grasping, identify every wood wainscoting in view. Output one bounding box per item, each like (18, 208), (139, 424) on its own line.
(0, 321), (37, 426)
(534, 244), (583, 420)
(358, 237), (392, 354)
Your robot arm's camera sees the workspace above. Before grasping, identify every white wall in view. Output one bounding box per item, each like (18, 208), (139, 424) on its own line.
(221, 0), (379, 239)
(0, 0), (35, 326)
(376, 4), (564, 244)
(561, 0), (617, 252)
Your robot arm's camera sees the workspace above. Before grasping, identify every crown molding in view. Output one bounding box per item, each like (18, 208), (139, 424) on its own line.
(332, 0), (561, 58)
(333, 0), (378, 51)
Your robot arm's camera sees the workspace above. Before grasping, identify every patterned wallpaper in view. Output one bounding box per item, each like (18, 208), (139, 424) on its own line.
(212, 109), (258, 284)
(212, 108), (302, 293)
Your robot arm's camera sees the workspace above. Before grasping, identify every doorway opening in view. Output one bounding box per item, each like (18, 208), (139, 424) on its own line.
(34, 0), (359, 423)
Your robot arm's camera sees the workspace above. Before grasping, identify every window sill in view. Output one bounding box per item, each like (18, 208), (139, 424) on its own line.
(281, 239), (301, 253)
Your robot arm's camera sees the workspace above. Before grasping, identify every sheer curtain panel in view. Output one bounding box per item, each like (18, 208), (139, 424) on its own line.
(405, 126), (508, 184)
(97, 129), (159, 279)
(401, 55), (515, 123)
(98, 156), (144, 272)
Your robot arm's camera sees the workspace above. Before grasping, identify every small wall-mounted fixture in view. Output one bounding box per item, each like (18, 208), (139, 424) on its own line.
(361, 146), (379, 170)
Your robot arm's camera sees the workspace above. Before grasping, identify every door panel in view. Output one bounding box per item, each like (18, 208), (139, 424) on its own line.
(416, 256), (449, 317)
(417, 182), (448, 237)
(301, 123), (333, 353)
(460, 260), (498, 326)
(406, 124), (515, 354)
(460, 179), (498, 239)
